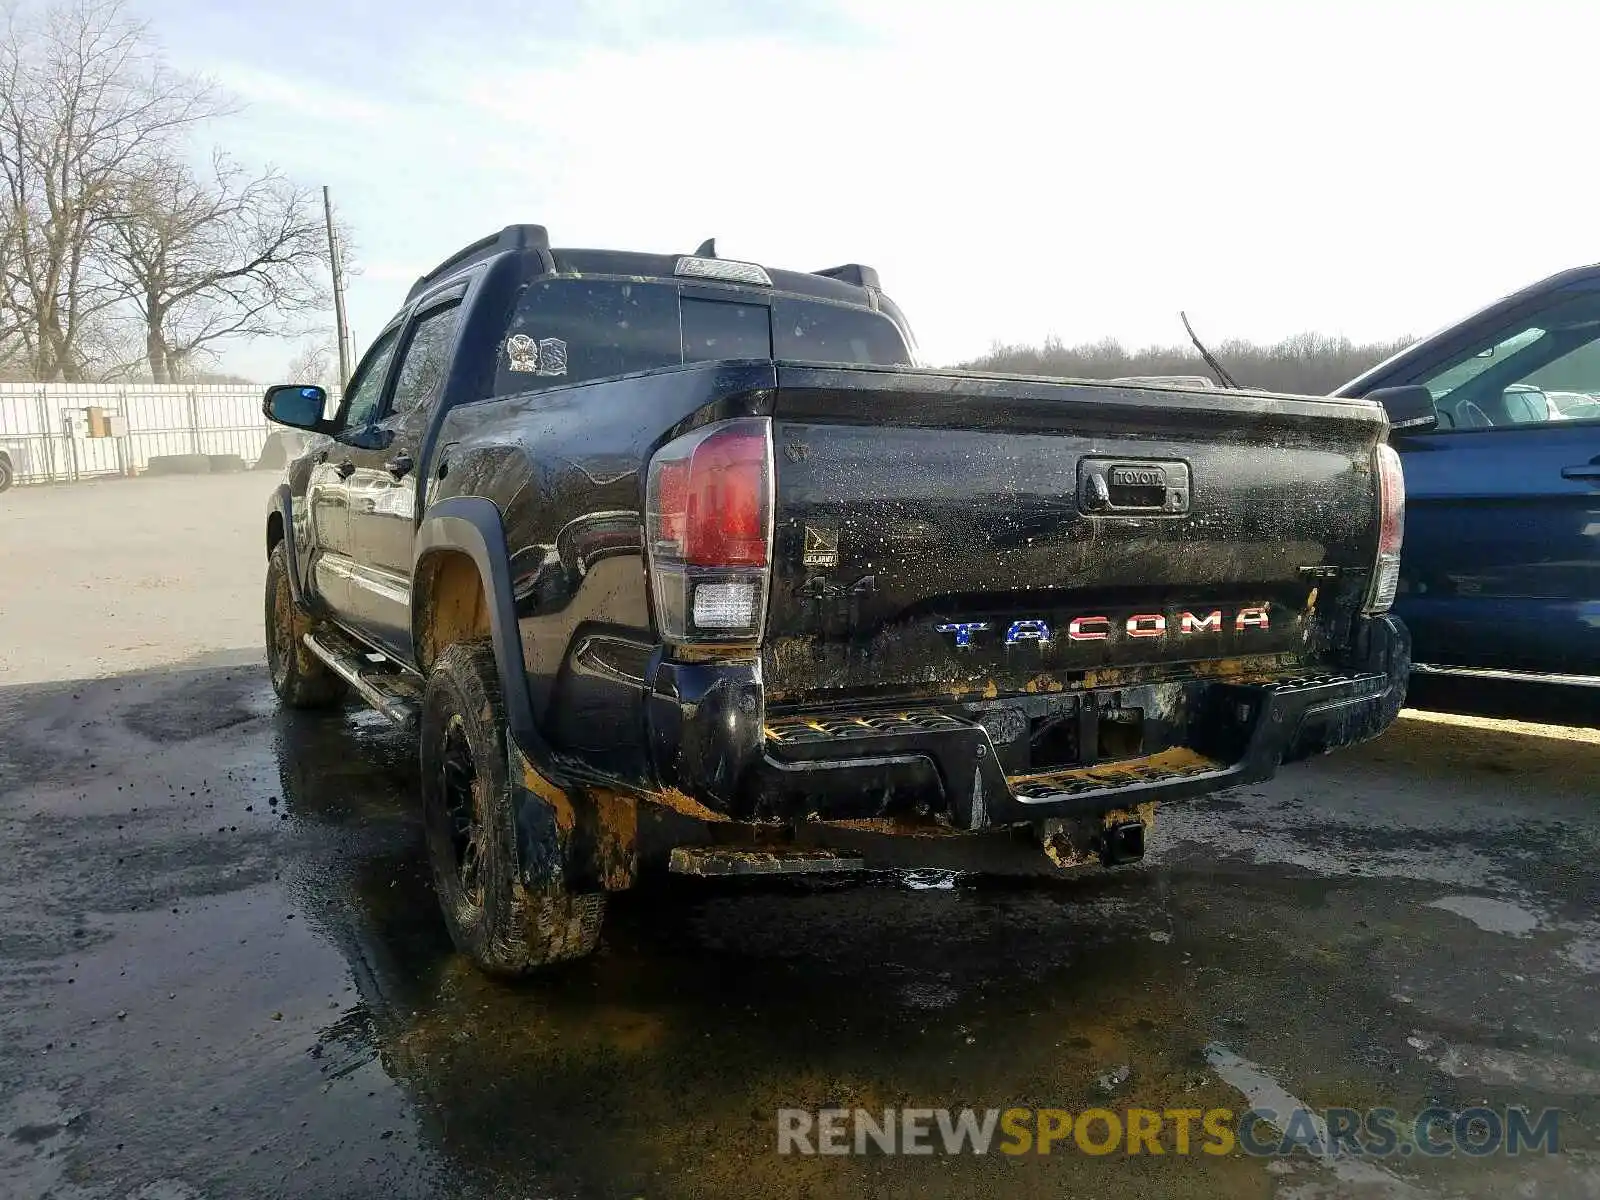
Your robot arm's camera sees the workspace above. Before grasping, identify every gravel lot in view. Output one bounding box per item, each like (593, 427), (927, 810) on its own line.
(1, 474), (1597, 1199)
(0, 473), (271, 685)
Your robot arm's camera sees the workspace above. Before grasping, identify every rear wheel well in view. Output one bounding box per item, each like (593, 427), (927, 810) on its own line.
(415, 550), (491, 673)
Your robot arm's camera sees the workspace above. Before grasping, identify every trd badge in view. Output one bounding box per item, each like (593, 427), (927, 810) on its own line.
(802, 525), (839, 568)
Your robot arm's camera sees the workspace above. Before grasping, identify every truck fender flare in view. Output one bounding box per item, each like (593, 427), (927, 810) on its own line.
(267, 484), (305, 606)
(413, 497), (541, 757)
(414, 498), (616, 892)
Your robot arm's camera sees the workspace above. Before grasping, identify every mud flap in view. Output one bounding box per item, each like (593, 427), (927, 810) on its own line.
(511, 744), (573, 893)
(510, 743), (637, 893)
(572, 788), (638, 891)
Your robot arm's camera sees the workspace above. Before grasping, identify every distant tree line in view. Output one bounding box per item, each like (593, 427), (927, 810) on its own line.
(960, 331), (1416, 396)
(0, 0), (343, 384)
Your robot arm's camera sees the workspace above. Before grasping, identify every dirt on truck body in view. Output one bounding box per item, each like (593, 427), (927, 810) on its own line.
(258, 223), (1409, 974)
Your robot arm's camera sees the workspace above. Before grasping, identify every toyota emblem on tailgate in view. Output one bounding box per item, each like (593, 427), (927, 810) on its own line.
(1079, 457), (1191, 515)
(1109, 465), (1166, 488)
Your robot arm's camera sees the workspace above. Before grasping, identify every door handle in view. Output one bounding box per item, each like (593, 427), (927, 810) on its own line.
(385, 452), (414, 479)
(334, 459), (355, 479)
(1562, 459), (1600, 483)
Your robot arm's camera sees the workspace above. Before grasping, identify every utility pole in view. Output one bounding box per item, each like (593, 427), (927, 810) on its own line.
(323, 186), (354, 386)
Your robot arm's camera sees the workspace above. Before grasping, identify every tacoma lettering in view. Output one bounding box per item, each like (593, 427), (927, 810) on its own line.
(936, 607), (1271, 649)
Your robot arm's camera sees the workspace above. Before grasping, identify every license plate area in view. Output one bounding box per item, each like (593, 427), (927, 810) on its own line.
(972, 697), (1147, 775)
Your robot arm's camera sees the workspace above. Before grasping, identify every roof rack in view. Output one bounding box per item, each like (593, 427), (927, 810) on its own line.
(406, 224), (550, 302)
(813, 263), (880, 290)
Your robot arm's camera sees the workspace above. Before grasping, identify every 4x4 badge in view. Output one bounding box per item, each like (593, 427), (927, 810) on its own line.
(802, 525), (839, 568)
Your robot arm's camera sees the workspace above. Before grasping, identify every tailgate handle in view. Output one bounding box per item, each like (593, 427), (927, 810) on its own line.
(1080, 459), (1190, 515)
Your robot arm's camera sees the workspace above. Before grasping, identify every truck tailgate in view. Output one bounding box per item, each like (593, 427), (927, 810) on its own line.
(763, 364), (1388, 706)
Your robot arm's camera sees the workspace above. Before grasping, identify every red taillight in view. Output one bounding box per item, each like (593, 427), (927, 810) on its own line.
(646, 418), (772, 642)
(680, 427), (768, 566)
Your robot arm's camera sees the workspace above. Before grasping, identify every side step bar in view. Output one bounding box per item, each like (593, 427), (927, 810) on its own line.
(1411, 663), (1600, 689)
(303, 628), (424, 729)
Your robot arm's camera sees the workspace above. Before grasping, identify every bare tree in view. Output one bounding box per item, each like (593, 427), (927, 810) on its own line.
(0, 0), (223, 380)
(285, 335), (338, 387)
(105, 151), (328, 382)
(0, 194), (27, 375)
(963, 331), (1416, 396)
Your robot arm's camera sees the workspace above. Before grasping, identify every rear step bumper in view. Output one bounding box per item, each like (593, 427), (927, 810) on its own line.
(646, 615), (1409, 829)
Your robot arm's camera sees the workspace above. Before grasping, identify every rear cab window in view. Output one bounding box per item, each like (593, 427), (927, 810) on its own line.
(682, 296), (771, 361)
(773, 296), (911, 366)
(492, 278), (911, 396)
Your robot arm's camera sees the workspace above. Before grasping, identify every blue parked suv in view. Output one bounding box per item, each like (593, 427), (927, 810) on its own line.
(1337, 265), (1600, 682)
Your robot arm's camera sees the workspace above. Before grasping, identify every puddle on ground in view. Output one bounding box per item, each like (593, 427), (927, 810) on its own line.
(1426, 893), (1544, 936)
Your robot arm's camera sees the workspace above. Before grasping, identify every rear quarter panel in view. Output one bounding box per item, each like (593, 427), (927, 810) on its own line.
(427, 361), (778, 768)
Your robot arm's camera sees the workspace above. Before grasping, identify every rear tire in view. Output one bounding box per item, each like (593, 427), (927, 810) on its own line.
(265, 541), (348, 708)
(0, 456), (13, 493)
(420, 640), (605, 975)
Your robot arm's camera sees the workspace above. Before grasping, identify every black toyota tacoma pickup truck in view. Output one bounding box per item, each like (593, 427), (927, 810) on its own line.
(261, 225), (1409, 975)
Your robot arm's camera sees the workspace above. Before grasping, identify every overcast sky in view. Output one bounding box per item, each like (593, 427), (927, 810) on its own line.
(137, 0), (1597, 378)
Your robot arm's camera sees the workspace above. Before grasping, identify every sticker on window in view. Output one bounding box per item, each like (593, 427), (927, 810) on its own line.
(506, 334), (568, 376)
(537, 338), (567, 376)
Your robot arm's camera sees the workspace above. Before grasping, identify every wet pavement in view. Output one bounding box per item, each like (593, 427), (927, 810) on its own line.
(2, 660), (1598, 1199)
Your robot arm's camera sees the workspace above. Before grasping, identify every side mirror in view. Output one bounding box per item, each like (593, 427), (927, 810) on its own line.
(263, 384), (332, 432)
(1365, 385), (1438, 433)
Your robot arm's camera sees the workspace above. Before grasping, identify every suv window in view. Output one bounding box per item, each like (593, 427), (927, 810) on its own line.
(342, 328), (401, 427)
(1422, 326), (1543, 398)
(1417, 289), (1600, 430)
(388, 303), (462, 417)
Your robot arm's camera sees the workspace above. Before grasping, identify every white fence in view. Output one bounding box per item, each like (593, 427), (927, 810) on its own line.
(0, 382), (275, 484)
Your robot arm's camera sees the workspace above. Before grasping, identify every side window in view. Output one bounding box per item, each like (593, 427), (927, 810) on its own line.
(1417, 289), (1600, 430)
(1520, 342), (1600, 423)
(1419, 326), (1543, 400)
(387, 303), (462, 417)
(492, 280), (680, 395)
(341, 328), (401, 428)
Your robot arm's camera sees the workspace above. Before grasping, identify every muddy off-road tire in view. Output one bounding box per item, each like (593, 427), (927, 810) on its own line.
(265, 542), (348, 708)
(420, 640), (605, 975)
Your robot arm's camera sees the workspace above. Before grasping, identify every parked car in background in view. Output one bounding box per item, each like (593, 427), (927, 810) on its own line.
(1548, 390), (1600, 421)
(1338, 264), (1600, 682)
(0, 440), (31, 492)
